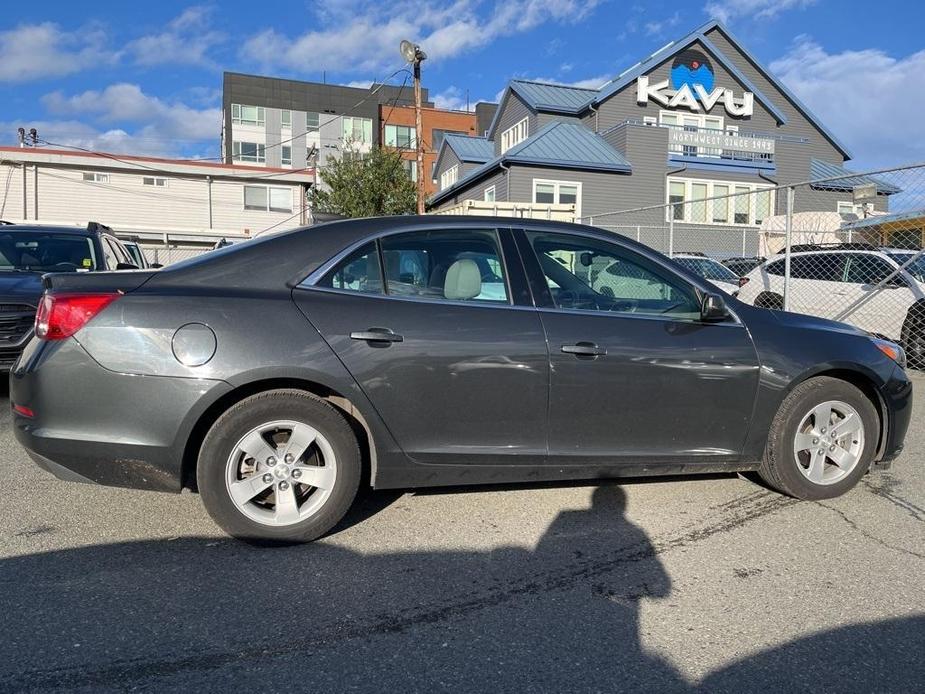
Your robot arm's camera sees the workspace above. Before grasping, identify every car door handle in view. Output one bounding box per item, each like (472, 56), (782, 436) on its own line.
(561, 342), (606, 357)
(350, 328), (404, 344)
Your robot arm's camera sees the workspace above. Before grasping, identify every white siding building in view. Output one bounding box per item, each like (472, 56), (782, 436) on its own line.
(0, 146), (314, 259)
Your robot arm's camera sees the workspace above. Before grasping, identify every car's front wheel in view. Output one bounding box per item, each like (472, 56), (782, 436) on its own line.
(759, 377), (878, 500)
(197, 389), (361, 544)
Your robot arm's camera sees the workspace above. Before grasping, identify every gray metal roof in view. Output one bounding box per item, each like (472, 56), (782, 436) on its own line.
(505, 121), (631, 171)
(442, 134), (493, 163)
(810, 159), (902, 195)
(509, 79), (600, 113)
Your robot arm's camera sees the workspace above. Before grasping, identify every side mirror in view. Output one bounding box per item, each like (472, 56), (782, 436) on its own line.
(115, 262), (139, 270)
(701, 292), (730, 322)
(150, 263), (164, 269)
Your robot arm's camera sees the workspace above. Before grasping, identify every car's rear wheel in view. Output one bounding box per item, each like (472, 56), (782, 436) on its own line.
(759, 377), (878, 500)
(197, 389), (361, 544)
(900, 305), (925, 368)
(754, 291), (783, 310)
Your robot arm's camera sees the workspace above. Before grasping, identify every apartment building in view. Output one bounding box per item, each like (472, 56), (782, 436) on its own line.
(431, 20), (897, 226)
(0, 146), (313, 247)
(222, 72), (430, 172)
(380, 104), (479, 196)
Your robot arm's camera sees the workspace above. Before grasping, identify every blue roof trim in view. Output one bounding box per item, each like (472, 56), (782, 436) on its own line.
(706, 22), (853, 160)
(591, 25), (787, 126)
(810, 159), (901, 195)
(668, 155), (776, 174)
(429, 121), (631, 207)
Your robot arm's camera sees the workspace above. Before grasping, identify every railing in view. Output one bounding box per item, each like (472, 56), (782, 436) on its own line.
(430, 200), (578, 222)
(623, 120), (778, 164)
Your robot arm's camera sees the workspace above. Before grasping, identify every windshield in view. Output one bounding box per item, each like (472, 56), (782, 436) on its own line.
(673, 257), (739, 282)
(888, 252), (925, 282)
(0, 232), (97, 272)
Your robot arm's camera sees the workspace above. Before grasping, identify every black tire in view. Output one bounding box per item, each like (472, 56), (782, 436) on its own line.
(759, 377), (879, 500)
(754, 292), (783, 310)
(900, 304), (925, 369)
(197, 389), (361, 544)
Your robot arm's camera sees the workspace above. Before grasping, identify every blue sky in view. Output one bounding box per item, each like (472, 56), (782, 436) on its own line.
(2, 0), (924, 170)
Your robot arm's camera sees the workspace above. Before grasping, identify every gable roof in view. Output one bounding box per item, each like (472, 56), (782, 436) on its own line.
(509, 79), (600, 114)
(441, 134), (493, 163)
(810, 159), (901, 195)
(429, 121), (631, 207)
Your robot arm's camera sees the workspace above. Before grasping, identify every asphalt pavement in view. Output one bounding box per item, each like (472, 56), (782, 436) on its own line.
(1, 376), (923, 692)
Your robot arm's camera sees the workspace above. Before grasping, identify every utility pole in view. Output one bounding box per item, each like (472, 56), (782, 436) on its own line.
(401, 40), (427, 214)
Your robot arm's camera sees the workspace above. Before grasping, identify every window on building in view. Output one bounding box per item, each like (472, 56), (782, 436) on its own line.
(385, 124), (416, 149)
(142, 176), (168, 187)
(281, 110), (291, 127)
(666, 178), (773, 227)
(306, 112), (320, 132)
(281, 146), (292, 166)
(837, 201), (864, 216)
(440, 164), (459, 191)
(432, 129), (467, 153)
(501, 117), (529, 153)
(401, 159), (417, 182)
(484, 186), (496, 203)
(82, 172), (110, 183)
(243, 185), (292, 213)
(233, 141), (266, 163)
(533, 179), (581, 216)
(343, 117), (373, 145)
(231, 104), (265, 126)
(660, 110), (726, 158)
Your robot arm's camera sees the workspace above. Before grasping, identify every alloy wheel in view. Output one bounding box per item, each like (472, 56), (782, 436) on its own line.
(792, 400), (865, 485)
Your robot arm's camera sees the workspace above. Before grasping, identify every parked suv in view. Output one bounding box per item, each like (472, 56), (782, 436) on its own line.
(0, 222), (138, 371)
(671, 253), (743, 296)
(737, 244), (925, 365)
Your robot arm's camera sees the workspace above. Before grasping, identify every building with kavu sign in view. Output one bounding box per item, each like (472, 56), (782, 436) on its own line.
(429, 20), (898, 225)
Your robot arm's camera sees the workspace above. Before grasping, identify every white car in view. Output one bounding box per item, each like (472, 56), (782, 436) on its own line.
(737, 245), (925, 364)
(671, 254), (743, 296)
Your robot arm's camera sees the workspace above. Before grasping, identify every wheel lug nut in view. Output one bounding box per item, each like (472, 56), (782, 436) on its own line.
(284, 454), (294, 464)
(267, 456), (277, 467)
(829, 445), (836, 451)
(279, 481), (289, 491)
(292, 469), (302, 480)
(820, 428), (827, 434)
(262, 473), (273, 483)
(812, 438), (819, 445)
(818, 449), (825, 456)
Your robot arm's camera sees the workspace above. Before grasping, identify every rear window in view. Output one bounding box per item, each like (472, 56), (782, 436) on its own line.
(673, 257), (739, 282)
(0, 232), (97, 272)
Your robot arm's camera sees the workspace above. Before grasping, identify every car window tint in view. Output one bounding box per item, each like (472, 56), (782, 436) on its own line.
(766, 259), (785, 276)
(100, 237), (118, 269)
(525, 231), (700, 319)
(379, 230), (508, 303)
(317, 242), (383, 294)
(845, 254), (896, 285)
(790, 254), (846, 282)
(106, 237), (132, 266)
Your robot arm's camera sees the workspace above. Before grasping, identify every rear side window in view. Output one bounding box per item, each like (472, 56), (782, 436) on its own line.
(378, 229), (509, 303)
(790, 254), (846, 282)
(844, 254), (898, 285)
(317, 242), (383, 294)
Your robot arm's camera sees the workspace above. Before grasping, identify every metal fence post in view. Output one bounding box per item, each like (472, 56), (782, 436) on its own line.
(741, 228), (747, 256)
(783, 186), (794, 312)
(668, 209), (675, 257)
(588, 216), (593, 226)
(636, 225), (641, 242)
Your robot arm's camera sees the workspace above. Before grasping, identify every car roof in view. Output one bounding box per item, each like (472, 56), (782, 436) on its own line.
(0, 224), (96, 236)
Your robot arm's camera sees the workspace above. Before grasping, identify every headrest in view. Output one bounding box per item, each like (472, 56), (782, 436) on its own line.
(443, 259), (481, 300)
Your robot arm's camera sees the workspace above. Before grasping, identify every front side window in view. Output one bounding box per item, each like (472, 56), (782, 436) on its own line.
(526, 232), (700, 319)
(379, 230), (508, 303)
(790, 254), (846, 282)
(845, 254), (899, 286)
(317, 242), (383, 294)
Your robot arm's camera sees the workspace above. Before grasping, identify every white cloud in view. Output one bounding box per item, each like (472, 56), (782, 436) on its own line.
(36, 84), (222, 157)
(644, 11), (681, 36)
(0, 22), (117, 82)
(432, 86), (488, 111)
(242, 0), (601, 75)
(704, 0), (815, 23)
(127, 6), (225, 67)
(770, 38), (925, 168)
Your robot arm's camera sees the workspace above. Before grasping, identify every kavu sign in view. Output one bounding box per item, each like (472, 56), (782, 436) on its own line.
(636, 49), (755, 117)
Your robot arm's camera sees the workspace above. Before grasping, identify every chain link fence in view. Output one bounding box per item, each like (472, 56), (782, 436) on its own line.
(142, 245), (210, 266)
(581, 162), (925, 369)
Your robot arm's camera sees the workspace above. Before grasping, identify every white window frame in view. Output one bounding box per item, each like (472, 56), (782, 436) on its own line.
(837, 201), (865, 215)
(401, 159), (417, 182)
(281, 145), (292, 166)
(660, 110), (725, 158)
(500, 117), (529, 153)
(532, 178), (582, 218)
(243, 185), (292, 213)
(384, 124), (416, 149)
(82, 172), (110, 183)
(342, 116), (373, 145)
(484, 185), (496, 203)
(440, 164), (459, 191)
(142, 176), (168, 187)
(232, 141), (266, 164)
(281, 110), (291, 128)
(231, 103), (265, 126)
(665, 177), (774, 227)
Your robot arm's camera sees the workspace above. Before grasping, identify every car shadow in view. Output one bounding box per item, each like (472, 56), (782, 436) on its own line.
(0, 482), (921, 692)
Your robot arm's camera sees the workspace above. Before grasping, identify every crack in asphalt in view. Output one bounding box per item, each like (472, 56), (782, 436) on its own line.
(862, 476), (925, 523)
(6, 491), (797, 691)
(815, 501), (925, 561)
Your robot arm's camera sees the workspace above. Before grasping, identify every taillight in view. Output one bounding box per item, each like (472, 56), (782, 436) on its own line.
(35, 292), (120, 340)
(12, 404), (34, 418)
(738, 276), (750, 287)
